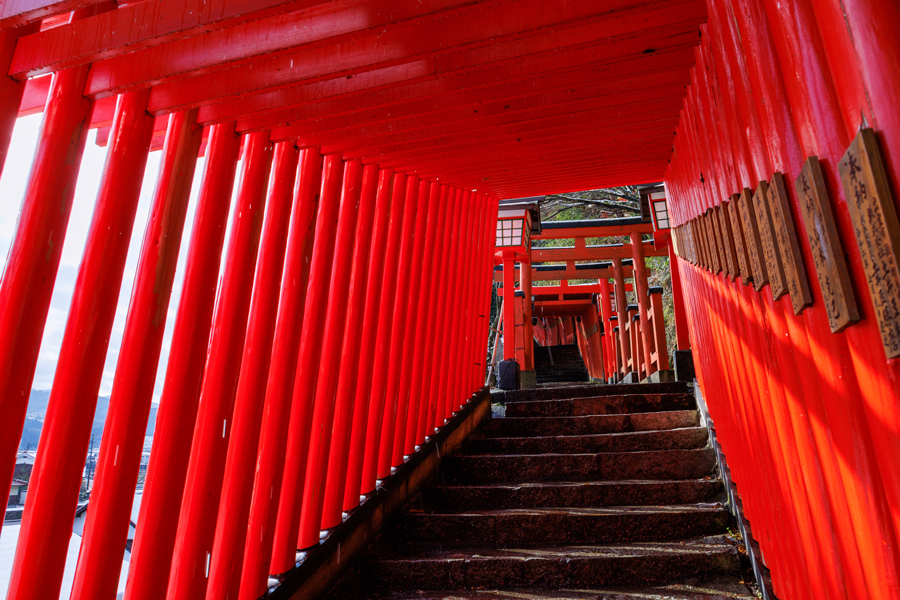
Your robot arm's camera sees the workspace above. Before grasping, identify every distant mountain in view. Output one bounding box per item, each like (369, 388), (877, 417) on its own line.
(19, 389), (158, 451)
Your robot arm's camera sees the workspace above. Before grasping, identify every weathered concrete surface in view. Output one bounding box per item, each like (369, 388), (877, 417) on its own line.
(463, 427), (709, 455)
(505, 393), (695, 417)
(481, 410), (700, 438)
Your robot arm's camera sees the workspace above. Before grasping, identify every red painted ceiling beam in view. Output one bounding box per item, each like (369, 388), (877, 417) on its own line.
(83, 0), (681, 97)
(0, 0), (105, 28)
(194, 16), (701, 127)
(9, 0), (333, 78)
(332, 94), (687, 160)
(268, 69), (692, 144)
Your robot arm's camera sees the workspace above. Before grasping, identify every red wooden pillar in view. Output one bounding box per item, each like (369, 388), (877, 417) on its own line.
(125, 121), (241, 600)
(502, 257), (517, 361)
(433, 189), (465, 428)
(460, 195), (489, 403)
(356, 172), (407, 490)
(392, 179), (434, 464)
(206, 141), (301, 600)
(296, 159), (363, 551)
(269, 154), (345, 573)
(0, 50), (93, 530)
(8, 89), (153, 600)
(71, 100), (199, 600)
(237, 149), (323, 600)
(612, 258), (629, 378)
(442, 191), (475, 418)
(599, 278), (616, 379)
(167, 131), (274, 600)
(0, 23), (37, 178)
(404, 181), (444, 454)
(318, 164), (380, 532)
(629, 231), (654, 377)
(413, 184), (452, 445)
(475, 195), (500, 390)
(521, 257), (535, 377)
(341, 169), (396, 513)
(667, 243), (690, 350)
(376, 175), (421, 478)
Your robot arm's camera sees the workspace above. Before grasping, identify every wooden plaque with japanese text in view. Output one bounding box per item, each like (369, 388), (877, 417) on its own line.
(796, 156), (860, 332)
(703, 214), (716, 272)
(717, 204), (737, 280)
(741, 186), (770, 292)
(688, 221), (697, 265)
(727, 194), (752, 285)
(753, 179), (788, 300)
(709, 209), (725, 275)
(839, 129), (900, 358)
(767, 172), (813, 314)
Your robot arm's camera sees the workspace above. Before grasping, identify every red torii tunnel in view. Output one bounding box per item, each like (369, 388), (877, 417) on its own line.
(0, 1), (900, 600)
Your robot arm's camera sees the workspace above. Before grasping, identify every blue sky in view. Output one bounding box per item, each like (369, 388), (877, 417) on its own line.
(0, 110), (241, 404)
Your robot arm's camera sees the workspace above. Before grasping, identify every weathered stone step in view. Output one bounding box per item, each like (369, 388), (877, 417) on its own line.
(421, 479), (724, 511)
(495, 381), (691, 404)
(481, 410), (700, 438)
(463, 427), (708, 455)
(367, 537), (740, 590)
(506, 393), (695, 417)
(350, 575), (756, 599)
(442, 448), (717, 484)
(399, 504), (729, 545)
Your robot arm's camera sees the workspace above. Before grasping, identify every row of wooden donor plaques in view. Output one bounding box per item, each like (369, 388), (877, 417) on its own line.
(671, 129), (900, 359)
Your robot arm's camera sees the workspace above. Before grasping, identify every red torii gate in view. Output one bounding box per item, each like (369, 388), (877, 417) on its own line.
(0, 2), (899, 600)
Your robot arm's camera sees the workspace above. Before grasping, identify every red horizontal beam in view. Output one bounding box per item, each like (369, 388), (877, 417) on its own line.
(0, 0), (103, 27)
(85, 0), (697, 98)
(269, 69), (692, 144)
(203, 16), (701, 129)
(9, 0), (330, 78)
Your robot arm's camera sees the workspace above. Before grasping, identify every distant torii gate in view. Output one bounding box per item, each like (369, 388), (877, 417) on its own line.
(494, 202), (690, 387)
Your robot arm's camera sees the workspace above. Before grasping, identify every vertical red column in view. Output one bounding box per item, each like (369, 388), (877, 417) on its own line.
(470, 194), (495, 392)
(125, 121), (241, 600)
(318, 164), (381, 532)
(167, 131), (274, 600)
(599, 277), (616, 379)
(612, 258), (629, 378)
(0, 23), (37, 178)
(457, 196), (483, 400)
(630, 231), (654, 376)
(238, 148), (323, 600)
(667, 243), (691, 350)
(341, 170), (396, 512)
(502, 257), (517, 362)
(444, 192), (476, 414)
(71, 100), (200, 600)
(206, 141), (301, 600)
(373, 175), (420, 479)
(411, 183), (450, 447)
(269, 154), (345, 573)
(0, 47), (93, 529)
(478, 196), (501, 389)
(392, 179), (434, 465)
(8, 89), (154, 600)
(356, 172), (408, 491)
(296, 159), (364, 550)
(434, 189), (466, 426)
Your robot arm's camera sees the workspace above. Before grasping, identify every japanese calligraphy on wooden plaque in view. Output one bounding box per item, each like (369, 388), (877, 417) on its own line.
(839, 128), (900, 358)
(727, 193), (752, 285)
(717, 204), (737, 280)
(702, 215), (715, 272)
(709, 209), (725, 275)
(740, 186), (770, 292)
(753, 180), (788, 300)
(767, 172), (813, 314)
(796, 156), (860, 332)
(688, 221), (697, 265)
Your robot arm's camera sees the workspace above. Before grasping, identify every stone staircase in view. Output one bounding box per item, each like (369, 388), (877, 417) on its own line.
(327, 382), (755, 600)
(533, 343), (590, 384)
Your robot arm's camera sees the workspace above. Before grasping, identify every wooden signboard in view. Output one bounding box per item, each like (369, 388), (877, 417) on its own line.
(796, 156), (860, 332)
(767, 172), (813, 314)
(706, 213), (719, 273)
(701, 215), (714, 271)
(728, 193), (753, 285)
(717, 204), (737, 280)
(753, 179), (788, 300)
(709, 209), (725, 275)
(740, 186), (770, 292)
(693, 218), (705, 268)
(839, 128), (900, 358)
(688, 221), (697, 265)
